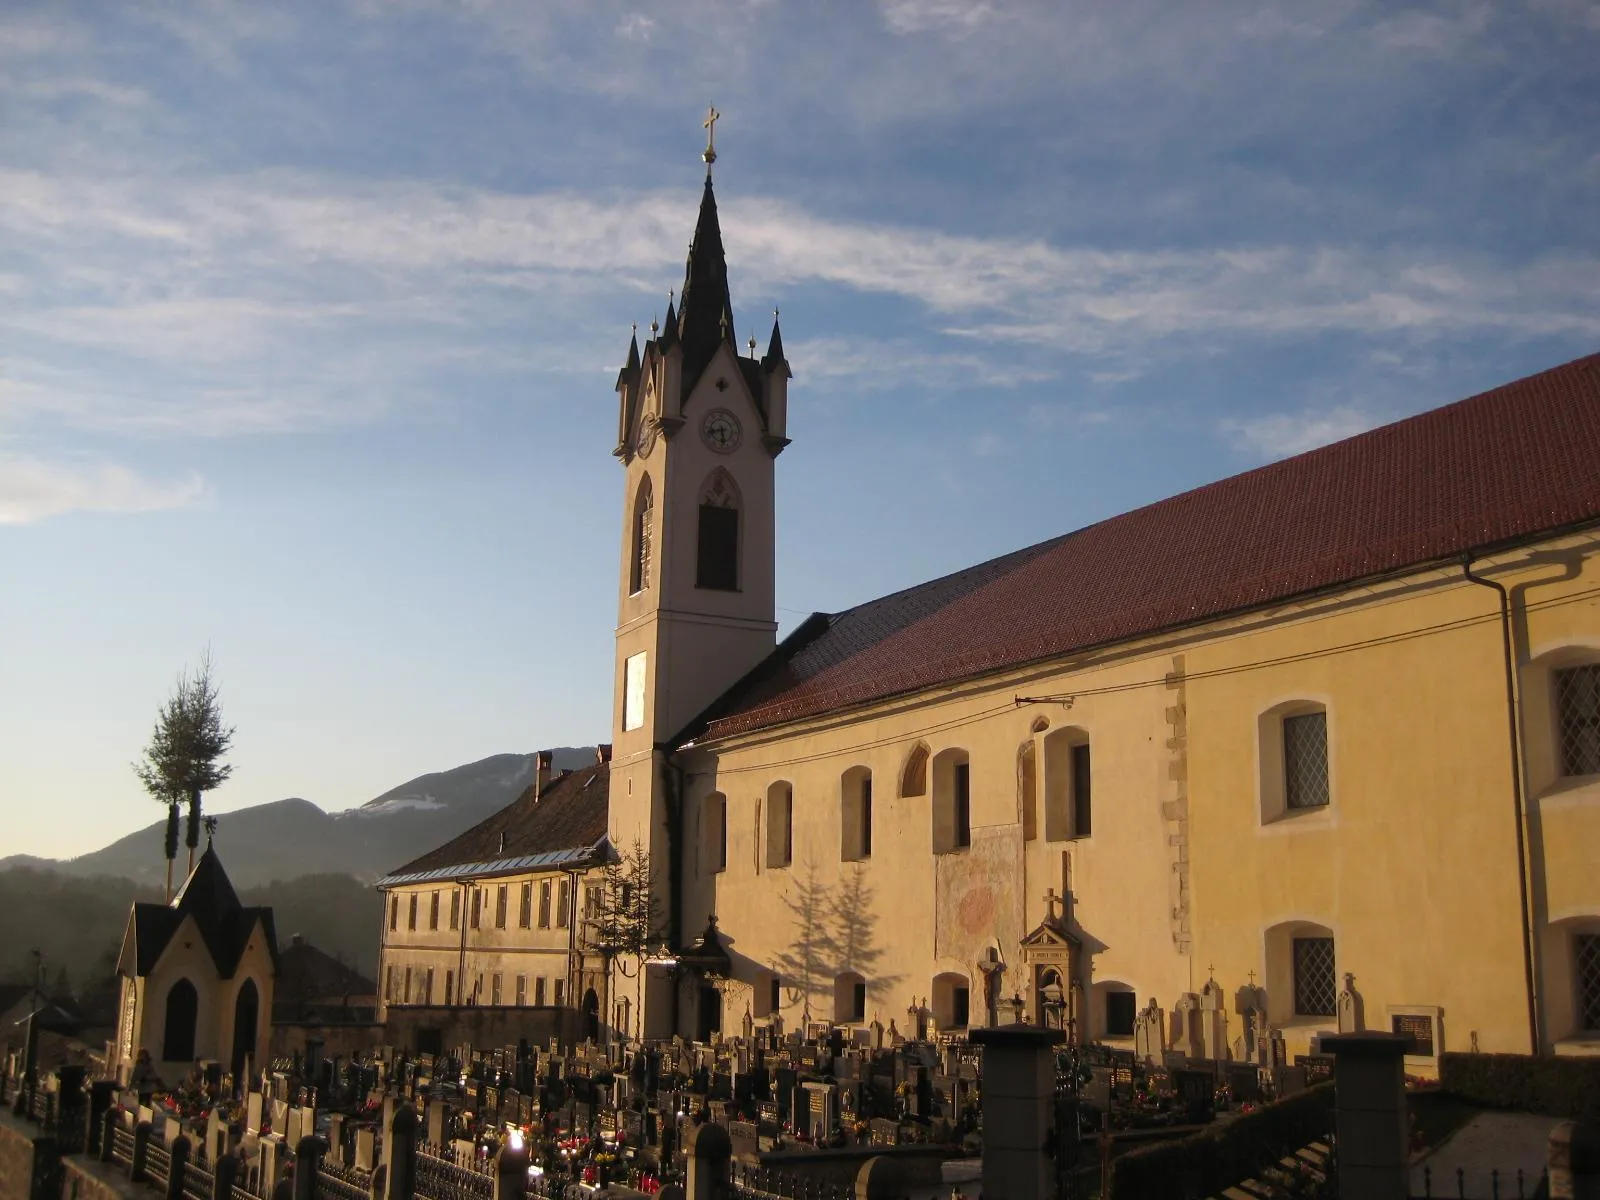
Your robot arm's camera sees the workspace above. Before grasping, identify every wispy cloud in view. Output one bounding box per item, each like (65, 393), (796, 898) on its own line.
(0, 454), (205, 524)
(1221, 406), (1383, 459)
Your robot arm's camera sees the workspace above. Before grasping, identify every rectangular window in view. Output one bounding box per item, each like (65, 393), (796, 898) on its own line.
(389, 896), (398, 931)
(951, 986), (970, 1029)
(1292, 936), (1337, 1017)
(539, 881), (552, 928)
(1105, 991), (1136, 1037)
(1071, 743), (1092, 838)
(954, 762), (971, 848)
(1284, 712), (1330, 810)
(495, 885), (508, 929)
(623, 652), (647, 732)
(444, 970), (454, 1006)
(429, 891), (440, 931)
(696, 505), (739, 591)
(450, 890), (460, 930)
(770, 976), (782, 1015)
(491, 974), (502, 1007)
(851, 981), (867, 1023)
(1577, 933), (1600, 1032)
(557, 880), (570, 929)
(386, 965), (395, 1001)
(520, 882), (533, 928)
(403, 966), (412, 1004)
(861, 778), (873, 858)
(408, 894), (418, 930)
(554, 979), (565, 1006)
(1556, 665), (1600, 777)
(585, 885), (603, 921)
(423, 967), (434, 1004)
(471, 888), (481, 929)
(515, 975), (526, 1007)
(535, 977), (547, 1007)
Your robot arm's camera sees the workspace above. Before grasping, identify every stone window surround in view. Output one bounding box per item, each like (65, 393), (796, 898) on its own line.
(1257, 695), (1336, 829)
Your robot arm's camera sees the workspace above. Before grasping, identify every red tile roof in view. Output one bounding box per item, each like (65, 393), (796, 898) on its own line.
(700, 352), (1600, 740)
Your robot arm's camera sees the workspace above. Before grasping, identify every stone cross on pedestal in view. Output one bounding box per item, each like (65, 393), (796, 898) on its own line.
(1043, 889), (1061, 921)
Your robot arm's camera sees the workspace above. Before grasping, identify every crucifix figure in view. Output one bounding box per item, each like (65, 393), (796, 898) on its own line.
(702, 105), (721, 166)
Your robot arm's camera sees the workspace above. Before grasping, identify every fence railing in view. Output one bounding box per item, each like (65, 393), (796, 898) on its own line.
(315, 1155), (374, 1200)
(729, 1160), (853, 1200)
(1412, 1163), (1547, 1199)
(414, 1149), (494, 1200)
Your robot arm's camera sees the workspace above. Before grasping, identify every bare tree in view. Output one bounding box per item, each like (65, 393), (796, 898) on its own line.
(132, 650), (235, 899)
(587, 840), (667, 1039)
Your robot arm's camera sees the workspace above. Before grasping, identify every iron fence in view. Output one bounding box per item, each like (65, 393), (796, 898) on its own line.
(184, 1158), (216, 1200)
(414, 1150), (494, 1200)
(1412, 1163), (1548, 1199)
(147, 1139), (173, 1192)
(316, 1157), (374, 1200)
(728, 1161), (852, 1200)
(112, 1124), (136, 1169)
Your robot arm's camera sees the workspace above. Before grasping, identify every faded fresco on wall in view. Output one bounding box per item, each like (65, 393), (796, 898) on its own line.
(934, 824), (1025, 971)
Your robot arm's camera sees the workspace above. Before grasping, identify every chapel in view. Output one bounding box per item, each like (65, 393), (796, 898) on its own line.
(113, 847), (278, 1087)
(377, 131), (1600, 1071)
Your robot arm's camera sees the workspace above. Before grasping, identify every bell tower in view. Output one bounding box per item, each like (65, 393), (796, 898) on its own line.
(607, 116), (792, 990)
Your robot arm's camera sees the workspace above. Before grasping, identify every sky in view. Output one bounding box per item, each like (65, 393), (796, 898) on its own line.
(3, 0), (1598, 861)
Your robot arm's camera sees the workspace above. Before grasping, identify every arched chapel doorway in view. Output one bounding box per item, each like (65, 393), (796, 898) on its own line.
(163, 978), (198, 1063)
(231, 979), (259, 1082)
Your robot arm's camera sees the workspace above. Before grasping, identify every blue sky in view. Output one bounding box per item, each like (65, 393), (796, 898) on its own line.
(3, 0), (1597, 861)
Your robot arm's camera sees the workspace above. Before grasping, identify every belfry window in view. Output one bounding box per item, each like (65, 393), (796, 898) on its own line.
(696, 470), (740, 591)
(630, 476), (654, 595)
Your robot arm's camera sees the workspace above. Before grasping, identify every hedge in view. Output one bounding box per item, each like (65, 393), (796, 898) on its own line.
(1107, 1081), (1335, 1200)
(1439, 1053), (1600, 1123)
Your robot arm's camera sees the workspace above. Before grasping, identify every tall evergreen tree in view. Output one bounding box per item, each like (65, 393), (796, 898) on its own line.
(132, 651), (235, 899)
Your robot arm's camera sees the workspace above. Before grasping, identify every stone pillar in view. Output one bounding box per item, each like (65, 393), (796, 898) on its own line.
(294, 1136), (327, 1200)
(493, 1138), (528, 1200)
(854, 1156), (905, 1200)
(385, 1103), (418, 1200)
(131, 1121), (153, 1182)
(100, 1108), (118, 1164)
(1322, 1033), (1408, 1200)
(213, 1152), (241, 1200)
(167, 1133), (192, 1200)
(684, 1123), (730, 1200)
(970, 1024), (1064, 1200)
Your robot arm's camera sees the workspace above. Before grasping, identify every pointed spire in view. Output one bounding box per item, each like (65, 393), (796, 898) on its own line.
(677, 173), (734, 389)
(626, 326), (640, 373)
(762, 309), (787, 371)
(659, 296), (679, 351)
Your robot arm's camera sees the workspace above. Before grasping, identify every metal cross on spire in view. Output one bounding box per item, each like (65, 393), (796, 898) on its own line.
(702, 105), (721, 167)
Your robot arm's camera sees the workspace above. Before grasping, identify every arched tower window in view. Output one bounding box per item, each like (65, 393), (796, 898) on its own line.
(630, 475), (654, 594)
(162, 978), (199, 1062)
(932, 748), (972, 853)
(696, 469), (740, 591)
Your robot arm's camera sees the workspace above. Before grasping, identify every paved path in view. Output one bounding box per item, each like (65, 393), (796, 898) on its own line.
(1410, 1111), (1558, 1199)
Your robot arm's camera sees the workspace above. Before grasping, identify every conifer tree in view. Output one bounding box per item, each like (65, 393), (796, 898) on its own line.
(132, 651), (235, 899)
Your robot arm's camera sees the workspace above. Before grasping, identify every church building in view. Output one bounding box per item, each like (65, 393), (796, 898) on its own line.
(383, 130), (1600, 1072)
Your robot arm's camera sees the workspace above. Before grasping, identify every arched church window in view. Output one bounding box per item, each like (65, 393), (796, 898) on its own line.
(162, 978), (198, 1062)
(900, 743), (930, 798)
(696, 470), (740, 592)
(841, 766), (872, 861)
(630, 475), (654, 595)
(931, 748), (972, 853)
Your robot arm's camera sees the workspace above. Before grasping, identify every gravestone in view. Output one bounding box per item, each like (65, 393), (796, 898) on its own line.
(1227, 1063), (1262, 1104)
(1133, 997), (1166, 1064)
(1274, 1065), (1308, 1097)
(802, 1081), (835, 1142)
(1199, 978), (1229, 1061)
(1172, 993), (1203, 1058)
(246, 1093), (263, 1136)
(1337, 973), (1362, 1034)
(354, 1128), (375, 1173)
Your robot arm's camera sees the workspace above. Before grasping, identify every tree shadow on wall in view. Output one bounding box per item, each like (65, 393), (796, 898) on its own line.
(770, 862), (904, 1025)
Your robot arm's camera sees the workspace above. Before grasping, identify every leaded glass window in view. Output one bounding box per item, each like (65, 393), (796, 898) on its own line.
(1292, 936), (1336, 1017)
(1556, 665), (1600, 777)
(1284, 711), (1329, 810)
(1576, 934), (1600, 1032)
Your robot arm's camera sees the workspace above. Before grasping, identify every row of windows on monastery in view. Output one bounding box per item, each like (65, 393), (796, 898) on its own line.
(698, 665), (1600, 874)
(387, 878), (609, 937)
(383, 963), (569, 1010)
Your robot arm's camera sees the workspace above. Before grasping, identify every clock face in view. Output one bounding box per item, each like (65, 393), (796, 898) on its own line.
(701, 408), (742, 454)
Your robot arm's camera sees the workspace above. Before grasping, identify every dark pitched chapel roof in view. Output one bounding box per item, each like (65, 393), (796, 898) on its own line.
(377, 761), (610, 886)
(697, 351), (1600, 741)
(123, 848), (279, 978)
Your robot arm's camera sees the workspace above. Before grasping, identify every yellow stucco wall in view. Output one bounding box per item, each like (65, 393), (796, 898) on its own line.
(663, 533), (1600, 1062)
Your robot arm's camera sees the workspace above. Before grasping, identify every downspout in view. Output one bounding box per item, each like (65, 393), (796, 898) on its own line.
(1463, 554), (1540, 1054)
